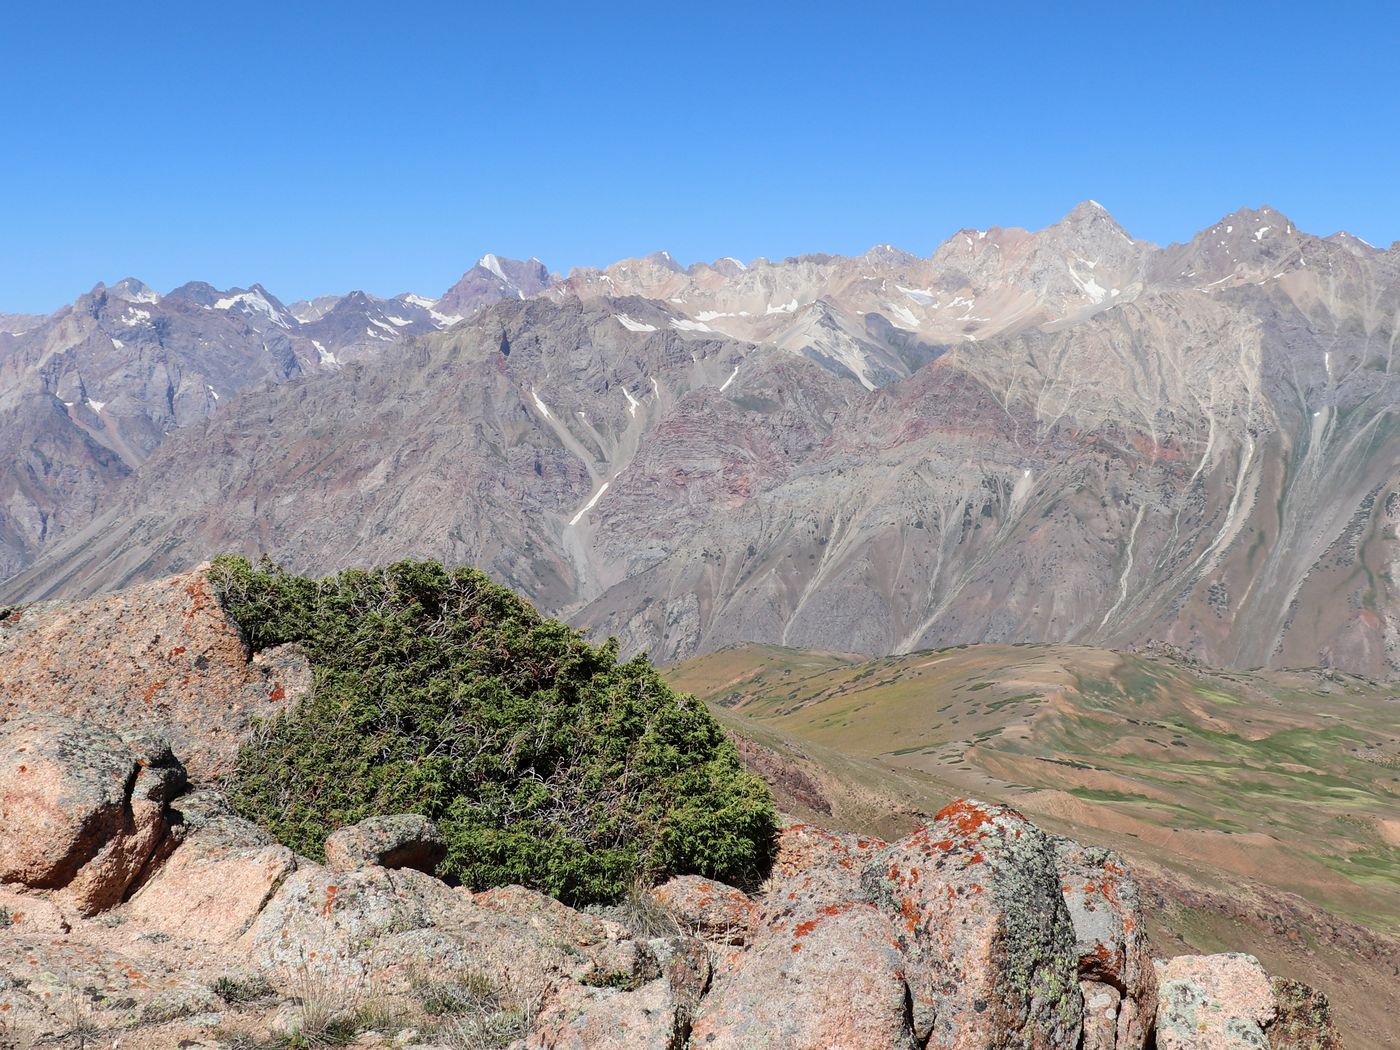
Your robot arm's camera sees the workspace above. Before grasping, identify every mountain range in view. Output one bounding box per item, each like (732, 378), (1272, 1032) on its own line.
(4, 203), (1400, 679)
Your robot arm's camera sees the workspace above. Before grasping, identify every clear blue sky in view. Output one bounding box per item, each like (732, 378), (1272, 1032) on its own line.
(3, 1), (1397, 313)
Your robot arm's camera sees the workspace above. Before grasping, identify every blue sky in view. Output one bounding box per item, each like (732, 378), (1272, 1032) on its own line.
(3, 1), (1397, 312)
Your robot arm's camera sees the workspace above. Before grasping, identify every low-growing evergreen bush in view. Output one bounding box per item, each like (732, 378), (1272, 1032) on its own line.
(211, 556), (776, 903)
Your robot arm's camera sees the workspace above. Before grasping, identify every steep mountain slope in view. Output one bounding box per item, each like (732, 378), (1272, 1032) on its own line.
(571, 225), (1400, 673)
(0, 280), (311, 578)
(5, 207), (1400, 680)
(0, 259), (545, 579)
(0, 297), (810, 613)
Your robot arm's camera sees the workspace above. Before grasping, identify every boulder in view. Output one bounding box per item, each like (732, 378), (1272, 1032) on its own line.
(690, 899), (917, 1049)
(324, 813), (446, 875)
(0, 569), (298, 780)
(690, 823), (917, 1049)
(1052, 836), (1157, 1048)
(648, 875), (755, 945)
(247, 862), (471, 980)
(125, 813), (298, 943)
(248, 867), (657, 1000)
(861, 799), (1083, 1049)
(526, 974), (691, 1050)
(1154, 953), (1276, 1049)
(1266, 976), (1342, 1050)
(0, 714), (184, 914)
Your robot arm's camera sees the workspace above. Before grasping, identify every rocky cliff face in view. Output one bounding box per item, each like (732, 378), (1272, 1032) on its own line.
(4, 206), (1400, 677)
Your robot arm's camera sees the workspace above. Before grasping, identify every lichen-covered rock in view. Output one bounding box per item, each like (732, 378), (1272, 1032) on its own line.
(689, 898), (917, 1049)
(1266, 976), (1342, 1050)
(476, 885), (631, 951)
(648, 874), (756, 944)
(861, 799), (1083, 1049)
(1052, 836), (1156, 1048)
(126, 815), (298, 943)
(1081, 980), (1122, 1050)
(248, 866), (658, 1003)
(0, 714), (184, 914)
(1154, 953), (1276, 1049)
(324, 813), (446, 875)
(645, 934), (711, 1019)
(690, 825), (916, 1050)
(246, 862), (475, 979)
(770, 821), (886, 883)
(0, 569), (294, 780)
(526, 975), (690, 1049)
(1, 927), (222, 1039)
(0, 714), (134, 888)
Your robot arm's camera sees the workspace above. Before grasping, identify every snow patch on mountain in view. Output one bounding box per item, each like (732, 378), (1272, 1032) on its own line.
(568, 481), (610, 526)
(215, 289), (290, 328)
(480, 254), (508, 281)
(615, 314), (657, 333)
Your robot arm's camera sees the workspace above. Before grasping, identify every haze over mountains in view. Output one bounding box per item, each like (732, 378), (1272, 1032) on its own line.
(5, 203), (1400, 679)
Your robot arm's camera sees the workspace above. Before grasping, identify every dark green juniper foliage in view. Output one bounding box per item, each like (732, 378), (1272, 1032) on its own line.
(211, 556), (776, 904)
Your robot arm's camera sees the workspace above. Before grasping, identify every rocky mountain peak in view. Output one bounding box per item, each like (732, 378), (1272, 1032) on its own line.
(641, 250), (684, 273)
(862, 243), (918, 266)
(1148, 205), (1306, 288)
(109, 277), (161, 304)
(706, 256), (750, 276)
(1325, 229), (1384, 255)
(163, 280), (222, 307)
(1050, 199), (1138, 245)
(436, 254), (555, 319)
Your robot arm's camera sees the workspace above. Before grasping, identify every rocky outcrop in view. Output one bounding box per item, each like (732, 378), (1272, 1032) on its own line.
(0, 713), (184, 914)
(1052, 836), (1157, 1048)
(0, 569), (299, 779)
(863, 800), (1084, 1048)
(324, 813), (446, 875)
(0, 703), (1347, 1049)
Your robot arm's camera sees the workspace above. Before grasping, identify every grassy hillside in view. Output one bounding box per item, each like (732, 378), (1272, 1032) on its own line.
(670, 641), (1400, 929)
